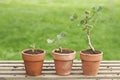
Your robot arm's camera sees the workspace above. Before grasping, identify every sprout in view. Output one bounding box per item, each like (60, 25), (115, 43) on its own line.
(30, 43), (36, 53)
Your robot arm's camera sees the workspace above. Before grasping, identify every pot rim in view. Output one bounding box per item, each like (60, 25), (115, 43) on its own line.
(22, 49), (45, 56)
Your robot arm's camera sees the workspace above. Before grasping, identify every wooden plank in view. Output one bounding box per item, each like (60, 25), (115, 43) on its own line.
(0, 75), (120, 79)
(0, 67), (120, 71)
(0, 66), (120, 69)
(0, 70), (120, 75)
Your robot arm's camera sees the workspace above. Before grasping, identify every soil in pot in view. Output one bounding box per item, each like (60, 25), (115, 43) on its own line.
(55, 48), (74, 54)
(80, 49), (102, 76)
(53, 48), (75, 76)
(81, 49), (101, 54)
(22, 49), (45, 76)
(24, 49), (44, 54)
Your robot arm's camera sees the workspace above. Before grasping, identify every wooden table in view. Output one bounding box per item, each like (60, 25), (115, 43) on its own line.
(0, 61), (120, 80)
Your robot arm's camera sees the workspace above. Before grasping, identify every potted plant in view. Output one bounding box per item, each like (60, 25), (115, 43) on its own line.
(71, 6), (103, 76)
(22, 44), (45, 76)
(47, 32), (76, 76)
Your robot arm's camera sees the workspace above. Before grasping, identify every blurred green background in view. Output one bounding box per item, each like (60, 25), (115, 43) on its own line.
(0, 0), (120, 60)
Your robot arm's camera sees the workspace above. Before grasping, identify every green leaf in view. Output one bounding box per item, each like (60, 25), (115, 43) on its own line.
(30, 44), (36, 49)
(88, 16), (92, 20)
(47, 39), (55, 44)
(80, 20), (85, 25)
(88, 25), (93, 29)
(97, 6), (102, 12)
(57, 32), (66, 39)
(82, 27), (87, 31)
(30, 43), (36, 53)
(92, 6), (102, 12)
(70, 16), (75, 21)
(70, 13), (78, 21)
(73, 13), (78, 19)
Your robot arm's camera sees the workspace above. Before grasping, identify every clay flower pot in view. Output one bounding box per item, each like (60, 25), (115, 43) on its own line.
(80, 49), (103, 76)
(22, 49), (45, 76)
(52, 48), (76, 76)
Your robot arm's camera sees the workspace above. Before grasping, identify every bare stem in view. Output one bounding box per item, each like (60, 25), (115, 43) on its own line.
(31, 44), (35, 53)
(85, 14), (95, 51)
(59, 47), (62, 53)
(31, 49), (34, 53)
(86, 29), (95, 51)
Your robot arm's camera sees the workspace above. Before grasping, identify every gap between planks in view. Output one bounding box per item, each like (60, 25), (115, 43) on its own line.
(0, 60), (120, 64)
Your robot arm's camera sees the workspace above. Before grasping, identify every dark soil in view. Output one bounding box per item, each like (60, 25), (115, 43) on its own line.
(24, 49), (44, 54)
(82, 49), (101, 54)
(55, 49), (74, 54)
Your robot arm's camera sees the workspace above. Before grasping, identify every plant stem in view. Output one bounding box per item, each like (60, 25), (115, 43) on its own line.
(32, 49), (34, 53)
(59, 47), (62, 53)
(86, 28), (95, 51)
(31, 44), (35, 54)
(85, 15), (95, 51)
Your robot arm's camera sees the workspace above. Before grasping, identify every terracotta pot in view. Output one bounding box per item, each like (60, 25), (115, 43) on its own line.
(80, 50), (103, 76)
(52, 48), (76, 76)
(22, 49), (45, 76)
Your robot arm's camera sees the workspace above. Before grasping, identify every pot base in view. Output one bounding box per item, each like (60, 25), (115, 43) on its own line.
(82, 60), (100, 76)
(24, 61), (44, 76)
(54, 60), (73, 76)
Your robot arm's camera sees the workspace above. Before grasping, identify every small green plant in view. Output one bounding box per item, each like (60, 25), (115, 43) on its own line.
(71, 6), (102, 52)
(30, 43), (36, 53)
(47, 32), (66, 53)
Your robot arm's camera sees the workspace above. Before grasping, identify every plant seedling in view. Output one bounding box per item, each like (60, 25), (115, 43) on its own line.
(30, 43), (36, 54)
(47, 32), (66, 53)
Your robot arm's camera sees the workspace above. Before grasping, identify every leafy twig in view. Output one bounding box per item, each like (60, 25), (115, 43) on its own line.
(71, 6), (102, 51)
(47, 32), (66, 53)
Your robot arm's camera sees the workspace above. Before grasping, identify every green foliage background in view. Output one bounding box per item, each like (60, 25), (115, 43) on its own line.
(0, 0), (120, 60)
